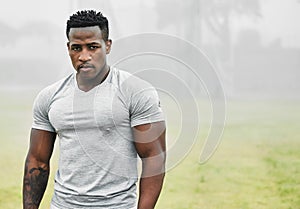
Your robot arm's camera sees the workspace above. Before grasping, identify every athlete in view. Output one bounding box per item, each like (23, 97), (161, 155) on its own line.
(23, 10), (166, 209)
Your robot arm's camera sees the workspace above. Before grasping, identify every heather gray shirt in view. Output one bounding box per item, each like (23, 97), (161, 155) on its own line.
(32, 67), (164, 209)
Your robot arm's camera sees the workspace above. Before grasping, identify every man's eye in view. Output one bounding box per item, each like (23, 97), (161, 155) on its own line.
(71, 47), (81, 51)
(89, 46), (99, 50)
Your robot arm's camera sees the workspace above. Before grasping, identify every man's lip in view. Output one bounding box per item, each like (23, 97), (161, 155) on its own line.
(78, 64), (94, 70)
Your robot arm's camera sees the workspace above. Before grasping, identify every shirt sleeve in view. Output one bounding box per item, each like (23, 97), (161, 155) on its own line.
(32, 88), (56, 132)
(129, 83), (165, 127)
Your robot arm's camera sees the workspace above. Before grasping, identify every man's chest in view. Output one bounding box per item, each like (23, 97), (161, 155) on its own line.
(48, 86), (130, 134)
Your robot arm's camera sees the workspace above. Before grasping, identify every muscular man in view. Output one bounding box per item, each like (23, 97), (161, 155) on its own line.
(23, 10), (166, 209)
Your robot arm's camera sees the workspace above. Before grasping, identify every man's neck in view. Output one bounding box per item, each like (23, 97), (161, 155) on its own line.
(76, 65), (110, 92)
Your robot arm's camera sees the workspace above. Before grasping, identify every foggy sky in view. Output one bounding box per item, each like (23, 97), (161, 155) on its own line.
(0, 0), (299, 98)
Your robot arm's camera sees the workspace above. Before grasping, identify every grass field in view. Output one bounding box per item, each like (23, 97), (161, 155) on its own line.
(0, 90), (299, 209)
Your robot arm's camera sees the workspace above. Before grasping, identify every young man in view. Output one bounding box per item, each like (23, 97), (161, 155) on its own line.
(23, 10), (166, 209)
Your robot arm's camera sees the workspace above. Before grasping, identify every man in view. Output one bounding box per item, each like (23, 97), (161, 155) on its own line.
(23, 10), (166, 209)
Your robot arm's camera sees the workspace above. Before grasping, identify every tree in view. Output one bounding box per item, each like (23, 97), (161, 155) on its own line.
(200, 0), (261, 96)
(154, 0), (262, 96)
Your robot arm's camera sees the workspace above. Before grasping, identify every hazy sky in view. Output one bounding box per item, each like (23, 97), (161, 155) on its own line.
(0, 0), (300, 47)
(257, 0), (300, 47)
(0, 0), (299, 96)
(0, 0), (139, 28)
(0, 0), (70, 28)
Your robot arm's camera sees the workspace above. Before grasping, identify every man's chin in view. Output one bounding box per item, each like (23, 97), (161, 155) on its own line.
(77, 70), (96, 80)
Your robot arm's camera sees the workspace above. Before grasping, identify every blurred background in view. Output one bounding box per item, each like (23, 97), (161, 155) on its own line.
(0, 0), (299, 208)
(0, 0), (299, 98)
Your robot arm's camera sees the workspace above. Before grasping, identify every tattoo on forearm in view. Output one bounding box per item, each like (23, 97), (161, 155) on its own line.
(23, 165), (49, 209)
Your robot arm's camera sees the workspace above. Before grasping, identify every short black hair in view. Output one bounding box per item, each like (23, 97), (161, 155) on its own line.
(66, 10), (109, 41)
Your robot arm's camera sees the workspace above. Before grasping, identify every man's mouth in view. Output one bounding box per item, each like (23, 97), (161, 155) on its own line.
(78, 64), (94, 72)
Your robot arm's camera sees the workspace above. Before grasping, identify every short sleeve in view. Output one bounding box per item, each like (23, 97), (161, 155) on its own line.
(32, 88), (55, 132)
(129, 84), (164, 127)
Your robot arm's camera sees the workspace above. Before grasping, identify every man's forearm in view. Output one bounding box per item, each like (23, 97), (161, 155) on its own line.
(137, 153), (165, 209)
(23, 158), (49, 209)
(138, 173), (165, 209)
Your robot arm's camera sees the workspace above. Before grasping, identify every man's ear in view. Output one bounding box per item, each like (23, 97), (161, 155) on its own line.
(67, 42), (71, 54)
(105, 39), (112, 54)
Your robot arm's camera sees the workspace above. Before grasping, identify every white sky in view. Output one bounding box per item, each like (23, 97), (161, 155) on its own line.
(0, 0), (70, 28)
(258, 0), (300, 47)
(0, 0), (300, 47)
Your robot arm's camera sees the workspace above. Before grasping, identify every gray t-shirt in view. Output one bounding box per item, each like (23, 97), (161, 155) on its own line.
(32, 67), (164, 209)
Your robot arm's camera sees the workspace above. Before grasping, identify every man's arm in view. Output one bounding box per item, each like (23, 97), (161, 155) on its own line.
(133, 121), (166, 209)
(23, 128), (56, 209)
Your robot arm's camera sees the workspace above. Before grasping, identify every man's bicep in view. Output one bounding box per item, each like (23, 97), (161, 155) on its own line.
(133, 122), (166, 178)
(27, 128), (56, 164)
(133, 121), (166, 158)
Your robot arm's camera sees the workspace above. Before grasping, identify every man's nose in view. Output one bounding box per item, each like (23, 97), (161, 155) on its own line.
(79, 49), (92, 62)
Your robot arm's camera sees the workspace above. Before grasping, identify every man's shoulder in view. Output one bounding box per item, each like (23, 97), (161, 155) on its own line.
(111, 67), (154, 93)
(35, 73), (74, 101)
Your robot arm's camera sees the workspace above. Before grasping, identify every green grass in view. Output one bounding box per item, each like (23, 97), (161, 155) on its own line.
(157, 100), (300, 209)
(1, 90), (299, 209)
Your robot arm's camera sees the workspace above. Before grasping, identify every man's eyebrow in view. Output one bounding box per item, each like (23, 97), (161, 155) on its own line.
(70, 43), (81, 47)
(70, 42), (101, 46)
(70, 42), (102, 47)
(87, 42), (102, 45)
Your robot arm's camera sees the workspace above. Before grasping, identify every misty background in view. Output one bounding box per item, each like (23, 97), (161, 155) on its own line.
(0, 0), (299, 99)
(1, 2), (299, 208)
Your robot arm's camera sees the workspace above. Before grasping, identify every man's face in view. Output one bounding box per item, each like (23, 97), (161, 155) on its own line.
(67, 26), (112, 80)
